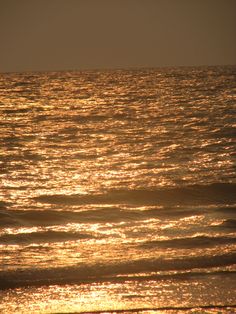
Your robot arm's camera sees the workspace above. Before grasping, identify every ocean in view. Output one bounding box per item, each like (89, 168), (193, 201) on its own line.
(0, 66), (235, 313)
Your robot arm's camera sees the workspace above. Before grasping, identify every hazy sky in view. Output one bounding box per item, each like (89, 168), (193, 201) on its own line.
(0, 0), (236, 72)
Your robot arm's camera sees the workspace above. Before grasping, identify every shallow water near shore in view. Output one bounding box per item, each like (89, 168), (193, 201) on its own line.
(0, 66), (236, 313)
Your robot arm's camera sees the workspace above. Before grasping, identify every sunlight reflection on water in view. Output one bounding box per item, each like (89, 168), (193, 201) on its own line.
(0, 67), (235, 312)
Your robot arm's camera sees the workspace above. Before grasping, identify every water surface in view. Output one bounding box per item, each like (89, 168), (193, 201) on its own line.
(0, 66), (236, 313)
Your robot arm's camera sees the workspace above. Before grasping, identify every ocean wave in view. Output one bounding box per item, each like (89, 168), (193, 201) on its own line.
(214, 219), (236, 229)
(139, 236), (236, 249)
(2, 107), (31, 114)
(72, 114), (108, 123)
(33, 183), (236, 206)
(0, 208), (139, 227)
(0, 198), (234, 230)
(0, 201), (8, 209)
(53, 304), (236, 314)
(215, 206), (236, 213)
(0, 230), (94, 244)
(0, 206), (208, 228)
(1, 252), (235, 290)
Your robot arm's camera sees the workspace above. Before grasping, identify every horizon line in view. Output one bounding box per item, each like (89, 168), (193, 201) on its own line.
(1, 63), (236, 75)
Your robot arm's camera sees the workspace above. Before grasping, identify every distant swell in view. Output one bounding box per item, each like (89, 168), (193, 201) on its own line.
(1, 252), (236, 289)
(33, 183), (236, 206)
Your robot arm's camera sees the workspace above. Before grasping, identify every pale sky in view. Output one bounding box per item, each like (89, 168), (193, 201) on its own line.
(0, 0), (236, 72)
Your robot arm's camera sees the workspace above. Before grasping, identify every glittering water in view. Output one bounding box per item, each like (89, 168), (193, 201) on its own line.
(0, 66), (236, 313)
